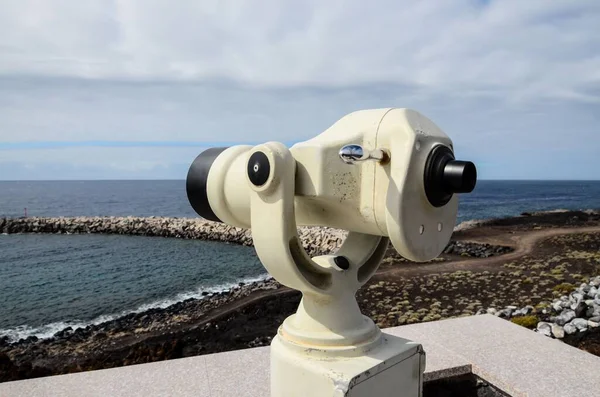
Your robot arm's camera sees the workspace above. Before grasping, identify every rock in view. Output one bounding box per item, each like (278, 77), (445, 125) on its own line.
(588, 320), (600, 328)
(590, 277), (600, 288)
(570, 292), (584, 306)
(475, 308), (486, 315)
(486, 308), (497, 316)
(574, 301), (587, 318)
(523, 305), (534, 315)
(54, 327), (74, 339)
(580, 283), (590, 293)
(498, 309), (513, 319)
(587, 303), (600, 318)
(550, 323), (565, 339)
(571, 318), (589, 331)
(589, 316), (600, 323)
(536, 322), (552, 337)
(555, 310), (576, 326)
(552, 301), (563, 313)
(0, 335), (10, 347)
(564, 323), (577, 335)
(512, 308), (525, 316)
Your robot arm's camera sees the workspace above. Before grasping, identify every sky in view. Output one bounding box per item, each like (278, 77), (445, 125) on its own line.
(0, 0), (599, 180)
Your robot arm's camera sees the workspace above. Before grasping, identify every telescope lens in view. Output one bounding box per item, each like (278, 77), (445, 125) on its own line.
(186, 147), (229, 222)
(424, 145), (477, 207)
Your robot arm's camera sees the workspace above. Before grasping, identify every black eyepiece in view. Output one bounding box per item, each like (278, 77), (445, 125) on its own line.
(443, 160), (477, 194)
(424, 145), (477, 207)
(186, 147), (229, 222)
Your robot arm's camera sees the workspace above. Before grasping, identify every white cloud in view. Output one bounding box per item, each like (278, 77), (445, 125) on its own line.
(1, 0), (599, 100)
(0, 0), (598, 180)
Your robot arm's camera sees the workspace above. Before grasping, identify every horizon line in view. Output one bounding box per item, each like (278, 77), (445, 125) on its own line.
(1, 179), (599, 182)
(0, 140), (299, 150)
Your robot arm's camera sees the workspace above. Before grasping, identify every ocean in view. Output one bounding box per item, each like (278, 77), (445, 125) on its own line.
(0, 180), (599, 342)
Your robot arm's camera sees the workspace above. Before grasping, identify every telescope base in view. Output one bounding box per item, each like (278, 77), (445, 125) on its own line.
(270, 332), (425, 397)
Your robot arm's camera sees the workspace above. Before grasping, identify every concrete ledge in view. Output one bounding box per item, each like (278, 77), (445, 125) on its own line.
(1, 315), (598, 397)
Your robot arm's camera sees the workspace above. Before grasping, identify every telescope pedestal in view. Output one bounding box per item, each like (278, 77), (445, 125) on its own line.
(271, 329), (425, 397)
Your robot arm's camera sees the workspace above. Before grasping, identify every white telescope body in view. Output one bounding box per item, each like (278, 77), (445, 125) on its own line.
(188, 108), (476, 262)
(186, 108), (477, 396)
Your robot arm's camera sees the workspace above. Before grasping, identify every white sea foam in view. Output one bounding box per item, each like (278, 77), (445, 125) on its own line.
(0, 273), (271, 343)
(453, 219), (487, 232)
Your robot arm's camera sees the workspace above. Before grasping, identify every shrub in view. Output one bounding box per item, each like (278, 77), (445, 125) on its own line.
(550, 267), (564, 275)
(553, 283), (575, 295)
(511, 315), (539, 329)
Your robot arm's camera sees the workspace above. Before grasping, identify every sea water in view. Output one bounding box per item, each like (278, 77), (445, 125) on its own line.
(0, 180), (598, 341)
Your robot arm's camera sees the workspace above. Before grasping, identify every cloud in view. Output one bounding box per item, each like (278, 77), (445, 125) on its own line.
(2, 0), (599, 98)
(0, 0), (598, 180)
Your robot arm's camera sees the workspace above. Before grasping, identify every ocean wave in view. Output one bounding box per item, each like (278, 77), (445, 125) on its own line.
(0, 273), (271, 343)
(454, 219), (487, 231)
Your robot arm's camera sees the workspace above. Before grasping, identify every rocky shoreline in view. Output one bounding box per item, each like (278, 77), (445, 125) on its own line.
(1, 209), (599, 383)
(478, 276), (600, 338)
(0, 277), (282, 347)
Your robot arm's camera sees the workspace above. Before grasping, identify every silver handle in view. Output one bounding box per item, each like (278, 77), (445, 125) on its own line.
(339, 144), (389, 164)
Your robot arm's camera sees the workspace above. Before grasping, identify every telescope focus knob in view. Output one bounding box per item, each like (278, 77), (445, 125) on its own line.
(339, 144), (389, 164)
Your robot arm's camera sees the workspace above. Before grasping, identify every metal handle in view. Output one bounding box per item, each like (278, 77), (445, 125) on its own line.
(339, 144), (389, 164)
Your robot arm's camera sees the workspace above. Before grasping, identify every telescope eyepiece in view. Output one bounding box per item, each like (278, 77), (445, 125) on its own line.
(424, 145), (477, 208)
(443, 160), (477, 194)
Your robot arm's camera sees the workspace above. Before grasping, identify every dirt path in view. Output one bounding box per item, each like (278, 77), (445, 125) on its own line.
(184, 225), (600, 323)
(376, 226), (600, 278)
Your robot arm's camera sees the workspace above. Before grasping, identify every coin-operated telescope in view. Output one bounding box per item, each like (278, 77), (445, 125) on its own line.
(187, 108), (476, 396)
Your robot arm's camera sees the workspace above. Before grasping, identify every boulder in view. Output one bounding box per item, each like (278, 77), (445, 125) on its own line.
(498, 309), (513, 319)
(571, 318), (589, 331)
(550, 323), (565, 339)
(554, 310), (576, 326)
(579, 283), (591, 293)
(552, 301), (563, 313)
(588, 320), (600, 328)
(587, 303), (600, 318)
(564, 323), (577, 335)
(574, 301), (587, 318)
(536, 322), (552, 337)
(486, 308), (497, 316)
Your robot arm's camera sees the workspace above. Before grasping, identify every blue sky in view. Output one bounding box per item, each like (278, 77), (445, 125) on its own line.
(0, 0), (599, 180)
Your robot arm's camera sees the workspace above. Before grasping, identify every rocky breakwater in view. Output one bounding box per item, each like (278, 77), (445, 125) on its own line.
(0, 216), (345, 257)
(1, 216), (513, 259)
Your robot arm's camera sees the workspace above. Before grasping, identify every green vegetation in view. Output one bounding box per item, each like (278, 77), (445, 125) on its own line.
(553, 283), (575, 295)
(511, 315), (539, 329)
